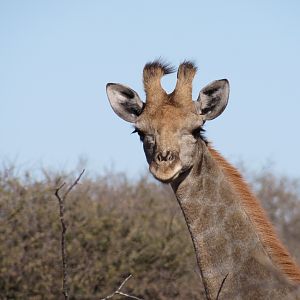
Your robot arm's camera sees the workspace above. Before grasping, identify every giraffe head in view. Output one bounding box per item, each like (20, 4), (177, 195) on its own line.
(106, 60), (229, 183)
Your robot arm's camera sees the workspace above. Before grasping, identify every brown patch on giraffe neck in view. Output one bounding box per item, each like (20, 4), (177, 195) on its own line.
(208, 146), (300, 284)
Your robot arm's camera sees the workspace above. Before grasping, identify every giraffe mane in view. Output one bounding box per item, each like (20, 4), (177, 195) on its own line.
(209, 146), (300, 283)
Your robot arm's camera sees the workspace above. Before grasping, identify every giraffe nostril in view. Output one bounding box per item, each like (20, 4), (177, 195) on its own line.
(156, 152), (162, 162)
(155, 151), (176, 163)
(166, 151), (173, 161)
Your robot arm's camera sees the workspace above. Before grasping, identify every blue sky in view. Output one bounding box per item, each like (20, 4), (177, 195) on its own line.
(1, 0), (300, 178)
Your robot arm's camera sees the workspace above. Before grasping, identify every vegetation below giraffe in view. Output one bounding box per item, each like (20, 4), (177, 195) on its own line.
(0, 165), (300, 299)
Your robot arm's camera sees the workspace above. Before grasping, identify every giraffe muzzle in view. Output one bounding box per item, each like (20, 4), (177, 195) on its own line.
(150, 151), (182, 183)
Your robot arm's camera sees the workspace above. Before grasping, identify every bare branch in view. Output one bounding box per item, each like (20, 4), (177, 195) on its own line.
(99, 274), (143, 300)
(54, 169), (85, 300)
(63, 169), (85, 200)
(55, 170), (143, 300)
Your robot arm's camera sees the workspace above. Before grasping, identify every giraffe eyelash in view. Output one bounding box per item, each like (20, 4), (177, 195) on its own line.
(131, 127), (145, 141)
(192, 126), (208, 144)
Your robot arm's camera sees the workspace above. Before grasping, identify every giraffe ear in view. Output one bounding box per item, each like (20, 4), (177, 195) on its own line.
(106, 83), (145, 123)
(196, 79), (229, 120)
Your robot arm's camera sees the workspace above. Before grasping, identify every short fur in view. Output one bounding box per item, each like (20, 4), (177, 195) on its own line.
(209, 147), (300, 283)
(144, 59), (175, 77)
(143, 59), (175, 101)
(174, 61), (197, 101)
(177, 60), (197, 79)
(106, 60), (300, 298)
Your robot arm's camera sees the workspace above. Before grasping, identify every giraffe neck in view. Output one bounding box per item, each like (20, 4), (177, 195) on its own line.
(171, 141), (299, 300)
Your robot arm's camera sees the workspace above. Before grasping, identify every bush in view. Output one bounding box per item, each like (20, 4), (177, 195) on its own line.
(0, 166), (299, 299)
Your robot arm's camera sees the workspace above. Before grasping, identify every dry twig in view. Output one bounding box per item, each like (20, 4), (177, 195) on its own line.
(99, 274), (143, 300)
(54, 169), (85, 300)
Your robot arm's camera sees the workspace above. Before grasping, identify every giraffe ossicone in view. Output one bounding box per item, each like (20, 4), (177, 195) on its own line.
(106, 60), (300, 299)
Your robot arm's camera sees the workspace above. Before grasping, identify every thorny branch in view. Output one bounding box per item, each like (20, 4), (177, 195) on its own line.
(99, 274), (143, 300)
(54, 169), (85, 300)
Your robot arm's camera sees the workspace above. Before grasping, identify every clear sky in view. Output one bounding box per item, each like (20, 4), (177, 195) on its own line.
(1, 0), (300, 178)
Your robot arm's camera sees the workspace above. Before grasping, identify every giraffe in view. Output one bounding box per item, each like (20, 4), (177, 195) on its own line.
(106, 60), (300, 299)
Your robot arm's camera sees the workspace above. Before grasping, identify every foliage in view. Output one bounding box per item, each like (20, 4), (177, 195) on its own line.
(0, 166), (299, 299)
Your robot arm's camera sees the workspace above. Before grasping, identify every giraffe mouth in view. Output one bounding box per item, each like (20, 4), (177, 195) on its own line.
(149, 162), (182, 183)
